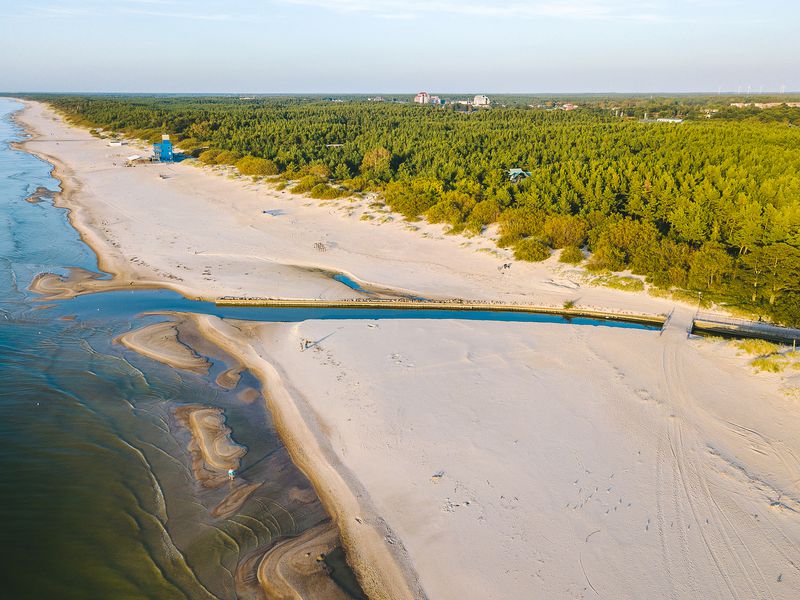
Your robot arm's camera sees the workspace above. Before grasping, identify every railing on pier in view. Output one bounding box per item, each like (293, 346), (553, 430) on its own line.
(693, 311), (800, 346)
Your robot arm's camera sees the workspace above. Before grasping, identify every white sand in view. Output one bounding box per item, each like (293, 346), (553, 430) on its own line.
(204, 315), (800, 600)
(15, 99), (800, 599)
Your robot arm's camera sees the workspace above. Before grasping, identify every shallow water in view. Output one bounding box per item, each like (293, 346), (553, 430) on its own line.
(0, 99), (337, 599)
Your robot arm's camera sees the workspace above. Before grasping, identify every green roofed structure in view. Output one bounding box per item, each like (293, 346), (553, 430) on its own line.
(508, 168), (532, 182)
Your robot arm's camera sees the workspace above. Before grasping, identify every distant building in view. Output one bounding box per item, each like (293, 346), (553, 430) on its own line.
(414, 91), (431, 104)
(153, 134), (174, 162)
(473, 94), (491, 107)
(429, 95), (442, 105)
(560, 103), (579, 111)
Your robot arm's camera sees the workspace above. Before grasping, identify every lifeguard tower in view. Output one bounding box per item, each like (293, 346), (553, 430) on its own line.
(153, 135), (174, 162)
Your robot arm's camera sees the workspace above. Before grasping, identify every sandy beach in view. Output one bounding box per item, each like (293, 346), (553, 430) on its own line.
(15, 99), (800, 599)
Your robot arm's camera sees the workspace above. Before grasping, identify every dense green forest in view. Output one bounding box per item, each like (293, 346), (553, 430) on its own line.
(31, 94), (800, 326)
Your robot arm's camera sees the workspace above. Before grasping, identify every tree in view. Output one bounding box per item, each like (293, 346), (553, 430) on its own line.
(361, 147), (391, 179)
(688, 243), (733, 291)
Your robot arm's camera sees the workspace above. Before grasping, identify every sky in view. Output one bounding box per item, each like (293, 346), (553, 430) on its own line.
(0, 0), (798, 94)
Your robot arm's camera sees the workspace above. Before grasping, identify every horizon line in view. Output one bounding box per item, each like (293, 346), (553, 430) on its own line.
(4, 90), (800, 97)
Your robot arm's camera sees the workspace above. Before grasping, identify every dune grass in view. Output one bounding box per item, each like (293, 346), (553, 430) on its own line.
(750, 355), (789, 373)
(734, 339), (780, 356)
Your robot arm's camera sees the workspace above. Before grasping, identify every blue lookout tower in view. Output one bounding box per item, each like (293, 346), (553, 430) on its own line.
(153, 134), (174, 162)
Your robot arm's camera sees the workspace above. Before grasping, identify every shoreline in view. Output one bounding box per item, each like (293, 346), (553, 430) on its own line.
(11, 105), (208, 302)
(11, 99), (424, 599)
(192, 315), (425, 600)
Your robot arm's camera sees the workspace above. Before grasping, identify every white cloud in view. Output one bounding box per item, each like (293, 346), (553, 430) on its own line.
(120, 8), (238, 21)
(278, 0), (665, 21)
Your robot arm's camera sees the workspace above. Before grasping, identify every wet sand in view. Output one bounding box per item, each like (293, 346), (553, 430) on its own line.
(175, 405), (247, 487)
(115, 319), (210, 373)
(120, 316), (367, 599)
(257, 522), (354, 600)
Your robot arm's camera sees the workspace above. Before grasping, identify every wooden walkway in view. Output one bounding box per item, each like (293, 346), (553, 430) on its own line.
(692, 312), (800, 346)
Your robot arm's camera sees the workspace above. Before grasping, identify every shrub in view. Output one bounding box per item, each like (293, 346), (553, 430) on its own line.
(214, 150), (241, 165)
(306, 163), (332, 178)
(542, 214), (588, 248)
(291, 175), (325, 194)
(513, 238), (551, 262)
(236, 156), (279, 176)
(309, 183), (343, 199)
(559, 245), (584, 265)
(199, 149), (221, 164)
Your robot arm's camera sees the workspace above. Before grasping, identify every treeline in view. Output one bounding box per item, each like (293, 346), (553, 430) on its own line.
(32, 95), (800, 326)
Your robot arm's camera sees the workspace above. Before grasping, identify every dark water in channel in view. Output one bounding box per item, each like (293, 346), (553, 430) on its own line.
(0, 98), (656, 599)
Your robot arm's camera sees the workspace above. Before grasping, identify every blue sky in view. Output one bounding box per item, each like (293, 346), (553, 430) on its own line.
(1, 0), (798, 93)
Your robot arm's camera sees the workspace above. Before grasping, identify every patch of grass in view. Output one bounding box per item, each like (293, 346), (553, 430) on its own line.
(291, 175), (325, 194)
(595, 274), (645, 292)
(309, 183), (345, 200)
(750, 356), (788, 373)
(780, 386), (800, 400)
(563, 299), (576, 310)
(734, 339), (780, 356)
(360, 213), (374, 221)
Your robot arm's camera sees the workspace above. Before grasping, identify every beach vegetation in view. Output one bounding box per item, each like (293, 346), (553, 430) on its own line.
(291, 175), (326, 194)
(213, 150), (241, 165)
(593, 274), (646, 292)
(734, 339), (780, 356)
(309, 183), (344, 199)
(513, 238), (551, 262)
(559, 245), (584, 264)
(750, 355), (788, 373)
(235, 156), (279, 176)
(199, 149), (221, 164)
